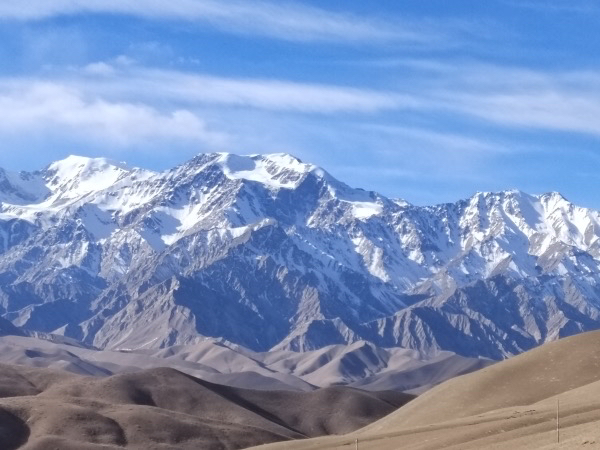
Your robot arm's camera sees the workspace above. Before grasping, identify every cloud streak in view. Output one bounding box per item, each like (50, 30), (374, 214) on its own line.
(359, 124), (507, 154)
(441, 90), (600, 136)
(0, 0), (440, 45)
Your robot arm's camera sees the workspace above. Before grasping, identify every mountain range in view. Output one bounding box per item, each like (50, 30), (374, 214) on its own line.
(1, 153), (599, 360)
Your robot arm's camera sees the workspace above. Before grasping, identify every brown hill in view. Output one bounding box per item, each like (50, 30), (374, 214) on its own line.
(0, 363), (413, 450)
(252, 330), (600, 449)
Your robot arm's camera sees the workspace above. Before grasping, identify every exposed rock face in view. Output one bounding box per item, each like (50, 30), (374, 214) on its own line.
(1, 153), (599, 359)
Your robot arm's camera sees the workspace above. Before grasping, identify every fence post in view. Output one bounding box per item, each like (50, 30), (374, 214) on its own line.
(556, 399), (560, 444)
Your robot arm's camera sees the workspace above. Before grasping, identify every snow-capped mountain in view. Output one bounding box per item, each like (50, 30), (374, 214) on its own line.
(1, 152), (600, 359)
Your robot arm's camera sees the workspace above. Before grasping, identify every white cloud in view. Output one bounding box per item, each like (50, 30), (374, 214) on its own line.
(0, 0), (439, 44)
(0, 64), (421, 155)
(0, 80), (228, 147)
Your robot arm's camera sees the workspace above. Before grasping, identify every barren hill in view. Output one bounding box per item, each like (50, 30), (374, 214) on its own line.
(0, 363), (412, 450)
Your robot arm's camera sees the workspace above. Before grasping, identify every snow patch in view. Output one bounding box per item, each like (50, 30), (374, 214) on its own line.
(217, 153), (313, 189)
(351, 202), (383, 220)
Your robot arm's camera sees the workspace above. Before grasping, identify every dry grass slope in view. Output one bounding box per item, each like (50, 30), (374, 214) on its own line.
(252, 330), (600, 450)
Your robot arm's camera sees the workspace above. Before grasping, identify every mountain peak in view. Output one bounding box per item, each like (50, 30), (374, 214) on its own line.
(43, 155), (133, 199)
(214, 152), (318, 189)
(46, 155), (129, 174)
(470, 189), (532, 200)
(539, 191), (569, 203)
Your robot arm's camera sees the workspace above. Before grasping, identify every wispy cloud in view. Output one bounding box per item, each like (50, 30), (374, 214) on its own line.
(0, 0), (442, 45)
(359, 124), (506, 154)
(425, 65), (600, 137)
(79, 66), (416, 114)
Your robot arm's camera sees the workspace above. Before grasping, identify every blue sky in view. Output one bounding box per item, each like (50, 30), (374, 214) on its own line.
(0, 0), (599, 207)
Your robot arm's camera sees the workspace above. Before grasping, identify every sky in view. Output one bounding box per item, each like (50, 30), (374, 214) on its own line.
(0, 0), (599, 207)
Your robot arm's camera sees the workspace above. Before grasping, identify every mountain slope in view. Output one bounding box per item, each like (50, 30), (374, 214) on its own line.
(1, 153), (600, 358)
